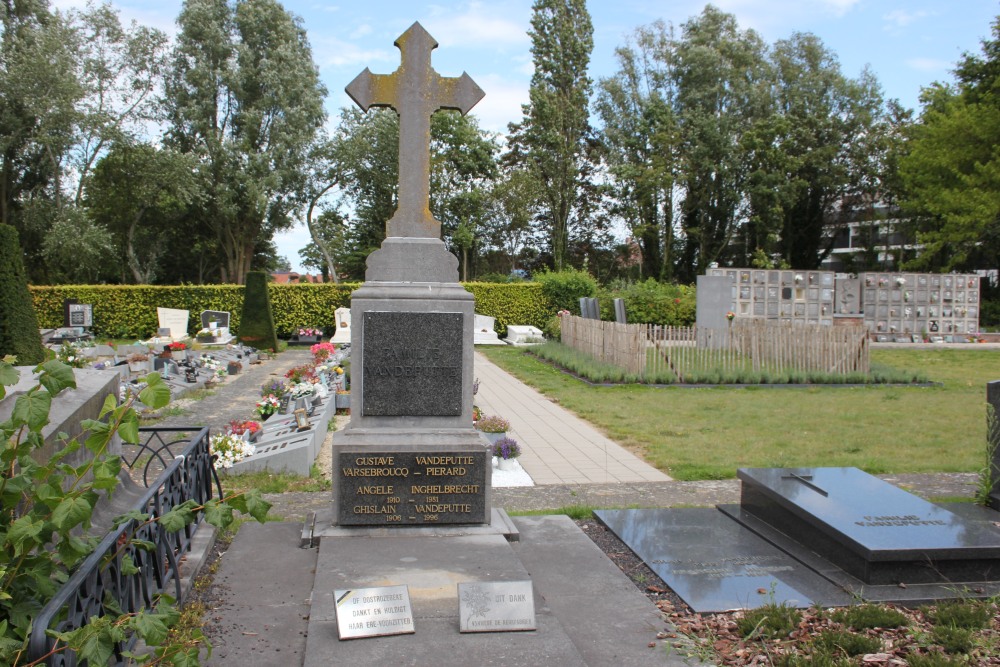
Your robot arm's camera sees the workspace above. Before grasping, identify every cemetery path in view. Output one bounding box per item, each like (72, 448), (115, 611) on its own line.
(149, 348), (313, 431)
(473, 352), (673, 485)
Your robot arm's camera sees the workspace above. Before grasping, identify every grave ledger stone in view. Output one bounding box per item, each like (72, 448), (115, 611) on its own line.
(332, 23), (490, 527)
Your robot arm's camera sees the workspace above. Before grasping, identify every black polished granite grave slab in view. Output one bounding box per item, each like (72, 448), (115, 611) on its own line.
(594, 508), (850, 612)
(737, 467), (1000, 585)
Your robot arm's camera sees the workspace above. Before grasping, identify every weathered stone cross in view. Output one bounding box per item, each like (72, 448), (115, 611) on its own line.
(346, 22), (485, 239)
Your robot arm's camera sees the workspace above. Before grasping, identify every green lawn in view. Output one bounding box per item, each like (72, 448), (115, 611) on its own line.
(479, 346), (999, 481)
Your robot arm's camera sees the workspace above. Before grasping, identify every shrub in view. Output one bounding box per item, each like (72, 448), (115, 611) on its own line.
(239, 271), (279, 351)
(924, 600), (993, 630)
(736, 603), (802, 639)
(831, 604), (908, 630)
(811, 630), (882, 656)
(0, 224), (45, 364)
(534, 268), (597, 314)
(598, 278), (696, 326)
(930, 625), (974, 654)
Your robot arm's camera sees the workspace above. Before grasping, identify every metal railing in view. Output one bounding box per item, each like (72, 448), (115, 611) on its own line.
(27, 427), (220, 667)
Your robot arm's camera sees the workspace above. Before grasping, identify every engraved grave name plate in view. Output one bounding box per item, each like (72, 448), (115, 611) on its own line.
(362, 311), (463, 416)
(458, 581), (536, 633)
(335, 585), (414, 640)
(337, 449), (488, 525)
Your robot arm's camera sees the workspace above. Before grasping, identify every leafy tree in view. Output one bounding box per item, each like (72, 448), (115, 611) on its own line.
(84, 141), (202, 284)
(900, 17), (1000, 274)
(511, 0), (594, 271)
(69, 1), (169, 205)
(320, 107), (497, 281)
(595, 20), (678, 280)
(481, 164), (542, 274)
(40, 205), (114, 284)
(672, 6), (771, 281)
(0, 0), (82, 281)
(164, 0), (326, 284)
(766, 34), (887, 269)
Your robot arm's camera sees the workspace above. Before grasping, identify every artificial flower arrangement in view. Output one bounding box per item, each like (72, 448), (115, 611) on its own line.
(298, 327), (322, 337)
(311, 341), (337, 363)
(260, 378), (289, 399)
(255, 394), (281, 420)
(227, 419), (262, 437)
(285, 364), (316, 384)
(195, 327), (216, 340)
(289, 381), (328, 399)
(209, 431), (255, 469)
(167, 341), (187, 351)
(726, 311), (736, 321)
(491, 436), (521, 460)
(475, 414), (510, 434)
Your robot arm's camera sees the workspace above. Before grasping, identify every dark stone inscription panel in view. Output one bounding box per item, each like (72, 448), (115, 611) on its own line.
(362, 311), (463, 416)
(337, 449), (488, 525)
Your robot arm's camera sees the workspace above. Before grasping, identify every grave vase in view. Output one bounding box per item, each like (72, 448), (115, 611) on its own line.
(481, 431), (506, 445)
(497, 457), (517, 471)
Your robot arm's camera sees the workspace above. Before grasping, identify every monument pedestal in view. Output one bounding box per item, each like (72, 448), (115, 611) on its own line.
(332, 279), (490, 526)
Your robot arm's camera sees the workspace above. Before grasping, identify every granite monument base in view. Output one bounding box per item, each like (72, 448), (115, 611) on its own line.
(332, 437), (490, 526)
(737, 467), (1000, 585)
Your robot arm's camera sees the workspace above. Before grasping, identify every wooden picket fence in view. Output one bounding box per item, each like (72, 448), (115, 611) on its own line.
(559, 315), (869, 382)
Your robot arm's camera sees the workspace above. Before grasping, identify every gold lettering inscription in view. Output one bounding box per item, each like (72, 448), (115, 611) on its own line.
(356, 485), (393, 495)
(410, 484), (480, 494)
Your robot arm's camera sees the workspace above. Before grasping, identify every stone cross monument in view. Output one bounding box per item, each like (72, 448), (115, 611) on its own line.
(332, 23), (490, 526)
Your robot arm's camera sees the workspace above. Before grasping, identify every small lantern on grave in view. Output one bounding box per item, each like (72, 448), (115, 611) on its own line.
(185, 367), (198, 383)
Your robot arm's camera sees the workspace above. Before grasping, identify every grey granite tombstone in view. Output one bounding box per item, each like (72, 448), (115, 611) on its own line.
(332, 22), (490, 527)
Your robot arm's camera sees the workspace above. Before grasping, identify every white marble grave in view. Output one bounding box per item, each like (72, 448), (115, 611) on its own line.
(473, 313), (504, 345)
(156, 308), (190, 341)
(330, 307), (351, 344)
(505, 325), (545, 346)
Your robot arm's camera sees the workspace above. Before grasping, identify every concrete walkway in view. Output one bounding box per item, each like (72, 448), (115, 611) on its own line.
(473, 352), (671, 485)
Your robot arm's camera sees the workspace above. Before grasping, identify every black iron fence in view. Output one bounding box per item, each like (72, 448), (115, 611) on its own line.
(27, 427), (220, 667)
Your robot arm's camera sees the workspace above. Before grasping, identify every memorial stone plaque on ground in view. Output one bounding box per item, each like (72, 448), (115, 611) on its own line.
(331, 23), (490, 527)
(334, 585), (414, 640)
(458, 581), (535, 633)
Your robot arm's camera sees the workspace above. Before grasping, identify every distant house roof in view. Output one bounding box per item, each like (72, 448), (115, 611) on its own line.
(271, 272), (325, 284)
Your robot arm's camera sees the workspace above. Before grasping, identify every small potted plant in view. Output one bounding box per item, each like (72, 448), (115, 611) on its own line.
(126, 352), (149, 373)
(255, 394), (281, 420)
(491, 436), (521, 471)
(475, 414), (510, 445)
(167, 341), (188, 360)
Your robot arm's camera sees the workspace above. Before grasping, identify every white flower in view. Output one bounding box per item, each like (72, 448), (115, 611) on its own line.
(210, 433), (256, 469)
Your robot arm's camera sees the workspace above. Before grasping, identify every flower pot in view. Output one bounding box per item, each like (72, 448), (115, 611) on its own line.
(171, 351), (187, 361)
(498, 457), (517, 471)
(482, 431), (506, 445)
(335, 393), (350, 409)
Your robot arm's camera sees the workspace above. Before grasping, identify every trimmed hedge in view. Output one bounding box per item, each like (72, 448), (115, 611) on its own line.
(239, 272), (280, 351)
(29, 282), (552, 339)
(0, 225), (45, 364)
(29, 280), (698, 339)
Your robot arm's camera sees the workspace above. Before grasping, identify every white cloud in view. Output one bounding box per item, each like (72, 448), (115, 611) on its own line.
(351, 23), (373, 39)
(313, 37), (395, 69)
(468, 74), (528, 134)
(906, 57), (951, 73)
(420, 1), (529, 49)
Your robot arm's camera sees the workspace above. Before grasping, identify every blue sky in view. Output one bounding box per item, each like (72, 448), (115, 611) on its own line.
(55, 0), (1000, 272)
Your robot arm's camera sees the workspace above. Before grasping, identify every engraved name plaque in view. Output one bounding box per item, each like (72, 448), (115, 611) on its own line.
(458, 581), (536, 633)
(335, 585), (414, 640)
(362, 311), (463, 416)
